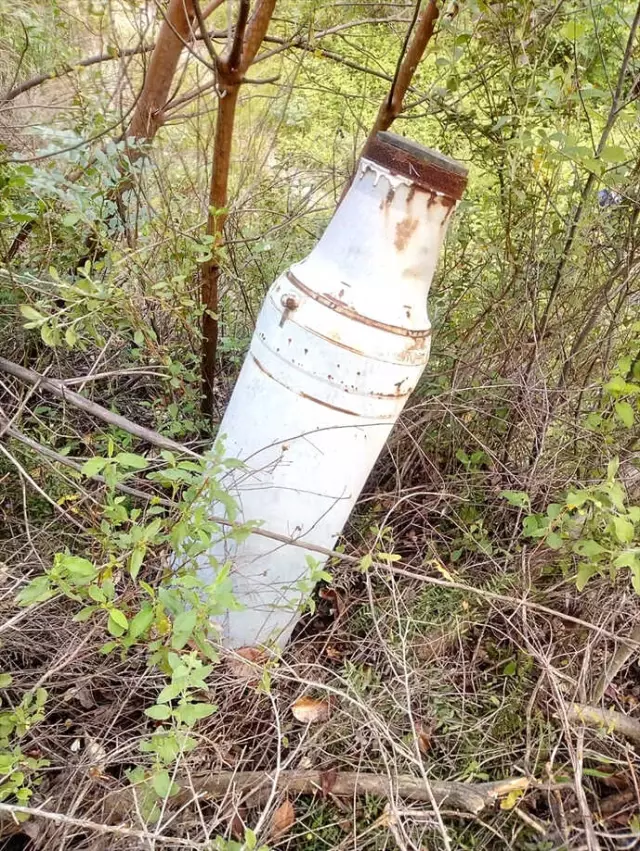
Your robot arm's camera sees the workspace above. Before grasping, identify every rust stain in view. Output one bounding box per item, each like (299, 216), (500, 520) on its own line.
(299, 390), (360, 417)
(406, 185), (416, 204)
(287, 271), (432, 340)
(251, 354), (277, 382)
(385, 186), (395, 206)
(395, 216), (419, 252)
(366, 135), (467, 200)
(252, 353), (404, 413)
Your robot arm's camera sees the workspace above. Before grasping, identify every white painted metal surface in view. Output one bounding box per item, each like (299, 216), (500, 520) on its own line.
(198, 133), (468, 649)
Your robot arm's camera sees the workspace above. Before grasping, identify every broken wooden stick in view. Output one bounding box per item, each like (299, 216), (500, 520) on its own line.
(567, 703), (640, 746)
(105, 769), (529, 818)
(0, 356), (200, 458)
(591, 622), (640, 704)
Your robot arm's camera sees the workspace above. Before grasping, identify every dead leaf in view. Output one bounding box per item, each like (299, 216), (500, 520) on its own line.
(291, 696), (332, 723)
(271, 798), (295, 838)
(84, 735), (107, 772)
(229, 806), (247, 839)
(320, 767), (338, 797)
(227, 647), (267, 684)
(325, 645), (343, 662)
(416, 720), (433, 755)
(62, 685), (96, 709)
(412, 626), (457, 662)
(318, 587), (345, 619)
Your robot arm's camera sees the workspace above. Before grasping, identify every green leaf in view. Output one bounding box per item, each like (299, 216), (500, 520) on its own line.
(576, 562), (598, 591)
(108, 609), (128, 635)
(81, 457), (107, 477)
(546, 531), (564, 550)
(561, 20), (585, 40)
(40, 323), (56, 347)
(503, 660), (517, 676)
(151, 769), (179, 798)
(156, 682), (182, 704)
(171, 609), (197, 650)
(566, 490), (589, 509)
(172, 702), (216, 726)
(359, 553), (373, 571)
(573, 539), (605, 559)
(547, 503), (563, 520)
(16, 575), (54, 606)
(605, 375), (627, 395)
(129, 545), (146, 581)
(61, 555), (96, 583)
(499, 490), (530, 508)
(73, 606), (95, 623)
(614, 550), (640, 569)
(523, 514), (546, 536)
(115, 452), (148, 470)
(19, 304), (45, 324)
(129, 604), (155, 638)
(600, 145), (627, 164)
(607, 457), (621, 480)
(616, 552), (640, 594)
(614, 401), (634, 428)
(612, 516), (635, 544)
(64, 326), (77, 347)
(144, 704), (171, 721)
(0, 674), (13, 688)
(88, 585), (106, 603)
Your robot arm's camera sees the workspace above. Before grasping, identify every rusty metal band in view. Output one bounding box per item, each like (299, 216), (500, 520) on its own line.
(286, 271), (432, 340)
(251, 354), (362, 417)
(365, 135), (467, 200)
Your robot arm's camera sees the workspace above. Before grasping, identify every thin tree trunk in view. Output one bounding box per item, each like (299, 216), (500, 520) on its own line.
(126, 0), (198, 144)
(201, 85), (240, 414)
(363, 0), (439, 152)
(200, 0), (277, 417)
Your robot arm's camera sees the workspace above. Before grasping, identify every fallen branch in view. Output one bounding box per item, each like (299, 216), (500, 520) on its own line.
(105, 770), (530, 818)
(591, 622), (640, 703)
(567, 703), (640, 746)
(0, 802), (199, 846)
(0, 356), (200, 459)
(1, 421), (174, 509)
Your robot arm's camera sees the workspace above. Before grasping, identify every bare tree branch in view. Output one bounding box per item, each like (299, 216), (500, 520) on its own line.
(364, 0), (439, 150)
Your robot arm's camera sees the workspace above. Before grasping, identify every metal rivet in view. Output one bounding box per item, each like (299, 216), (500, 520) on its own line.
(281, 294), (299, 311)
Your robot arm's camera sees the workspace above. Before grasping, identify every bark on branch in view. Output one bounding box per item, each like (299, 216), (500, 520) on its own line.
(126, 0), (198, 143)
(200, 0), (277, 417)
(105, 770), (529, 818)
(0, 356), (200, 459)
(567, 703), (640, 746)
(364, 0), (439, 152)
